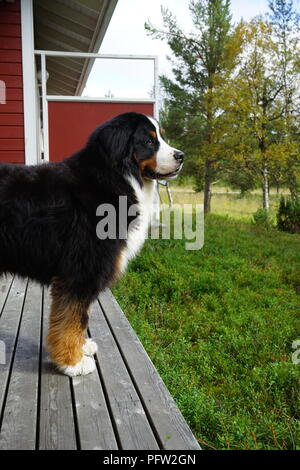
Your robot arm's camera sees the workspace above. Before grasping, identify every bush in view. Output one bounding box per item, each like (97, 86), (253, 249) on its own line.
(252, 208), (273, 229)
(277, 197), (300, 234)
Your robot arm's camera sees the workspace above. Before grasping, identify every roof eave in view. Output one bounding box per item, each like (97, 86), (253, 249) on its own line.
(75, 0), (118, 96)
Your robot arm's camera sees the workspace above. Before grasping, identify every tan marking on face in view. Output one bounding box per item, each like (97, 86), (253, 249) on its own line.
(138, 154), (157, 173)
(149, 130), (157, 139)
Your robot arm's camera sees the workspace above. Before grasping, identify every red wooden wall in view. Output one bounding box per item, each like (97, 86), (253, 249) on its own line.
(0, 0), (24, 164)
(48, 101), (154, 162)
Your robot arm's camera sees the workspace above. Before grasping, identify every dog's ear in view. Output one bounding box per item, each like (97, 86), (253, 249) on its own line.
(87, 119), (135, 171)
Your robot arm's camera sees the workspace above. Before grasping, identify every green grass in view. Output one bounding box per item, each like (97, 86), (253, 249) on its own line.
(113, 215), (300, 450)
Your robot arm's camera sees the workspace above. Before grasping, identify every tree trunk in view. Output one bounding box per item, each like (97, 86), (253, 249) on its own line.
(204, 160), (212, 214)
(288, 174), (298, 202)
(262, 166), (270, 211)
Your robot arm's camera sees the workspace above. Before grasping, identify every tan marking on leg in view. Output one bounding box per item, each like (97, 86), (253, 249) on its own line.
(47, 282), (89, 367)
(107, 248), (125, 288)
(115, 248), (125, 277)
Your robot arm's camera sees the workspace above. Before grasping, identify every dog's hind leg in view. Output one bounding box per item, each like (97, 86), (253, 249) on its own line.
(47, 280), (96, 376)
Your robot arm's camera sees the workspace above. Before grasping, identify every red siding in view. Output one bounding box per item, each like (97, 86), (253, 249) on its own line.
(0, 126), (24, 138)
(0, 0), (24, 164)
(48, 101), (154, 162)
(0, 50), (22, 62)
(0, 113), (23, 126)
(1, 75), (22, 87)
(0, 62), (22, 75)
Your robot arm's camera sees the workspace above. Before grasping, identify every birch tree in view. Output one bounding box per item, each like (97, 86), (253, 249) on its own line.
(228, 19), (287, 210)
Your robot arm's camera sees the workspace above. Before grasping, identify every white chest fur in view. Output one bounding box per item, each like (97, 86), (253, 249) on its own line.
(119, 177), (156, 273)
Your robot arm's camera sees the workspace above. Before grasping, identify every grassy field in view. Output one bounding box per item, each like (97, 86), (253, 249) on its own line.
(159, 185), (289, 221)
(113, 213), (300, 450)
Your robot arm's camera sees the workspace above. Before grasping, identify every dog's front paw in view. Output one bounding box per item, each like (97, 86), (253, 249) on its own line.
(59, 356), (96, 377)
(83, 338), (98, 356)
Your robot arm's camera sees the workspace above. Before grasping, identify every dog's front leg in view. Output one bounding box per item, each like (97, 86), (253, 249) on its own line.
(47, 280), (97, 376)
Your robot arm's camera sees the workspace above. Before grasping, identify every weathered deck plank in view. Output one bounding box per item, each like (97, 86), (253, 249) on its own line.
(0, 277), (200, 450)
(0, 275), (13, 318)
(0, 277), (27, 418)
(88, 301), (159, 450)
(99, 289), (200, 450)
(71, 344), (118, 450)
(38, 288), (77, 450)
(0, 280), (42, 450)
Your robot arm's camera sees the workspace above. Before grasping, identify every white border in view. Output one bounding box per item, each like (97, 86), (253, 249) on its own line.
(21, 0), (38, 165)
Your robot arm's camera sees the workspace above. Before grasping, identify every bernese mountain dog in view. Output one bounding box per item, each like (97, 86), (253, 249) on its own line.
(0, 112), (184, 376)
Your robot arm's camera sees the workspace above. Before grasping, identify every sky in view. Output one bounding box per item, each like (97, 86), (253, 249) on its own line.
(83, 0), (296, 99)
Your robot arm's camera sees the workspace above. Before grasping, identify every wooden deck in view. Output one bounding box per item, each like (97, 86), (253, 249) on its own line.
(0, 276), (200, 450)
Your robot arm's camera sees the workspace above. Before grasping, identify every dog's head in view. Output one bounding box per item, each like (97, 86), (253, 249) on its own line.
(87, 112), (184, 180)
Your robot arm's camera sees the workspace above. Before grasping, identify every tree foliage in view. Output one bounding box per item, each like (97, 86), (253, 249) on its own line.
(146, 0), (243, 213)
(225, 19), (291, 209)
(145, 0), (300, 211)
(267, 0), (300, 201)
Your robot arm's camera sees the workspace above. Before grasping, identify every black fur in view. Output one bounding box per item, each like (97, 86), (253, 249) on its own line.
(0, 112), (159, 305)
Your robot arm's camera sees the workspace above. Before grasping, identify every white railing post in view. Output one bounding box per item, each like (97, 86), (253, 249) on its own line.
(41, 52), (49, 163)
(21, 0), (38, 165)
(153, 56), (159, 120)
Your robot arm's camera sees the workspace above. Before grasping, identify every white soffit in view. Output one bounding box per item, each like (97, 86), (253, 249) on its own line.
(33, 0), (118, 95)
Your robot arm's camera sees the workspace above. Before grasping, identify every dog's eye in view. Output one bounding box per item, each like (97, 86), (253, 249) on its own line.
(146, 138), (153, 145)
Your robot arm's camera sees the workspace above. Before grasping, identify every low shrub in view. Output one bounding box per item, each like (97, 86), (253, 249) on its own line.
(252, 208), (273, 229)
(277, 196), (300, 234)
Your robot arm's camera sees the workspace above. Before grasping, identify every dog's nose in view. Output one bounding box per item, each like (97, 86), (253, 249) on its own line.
(174, 151), (184, 162)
